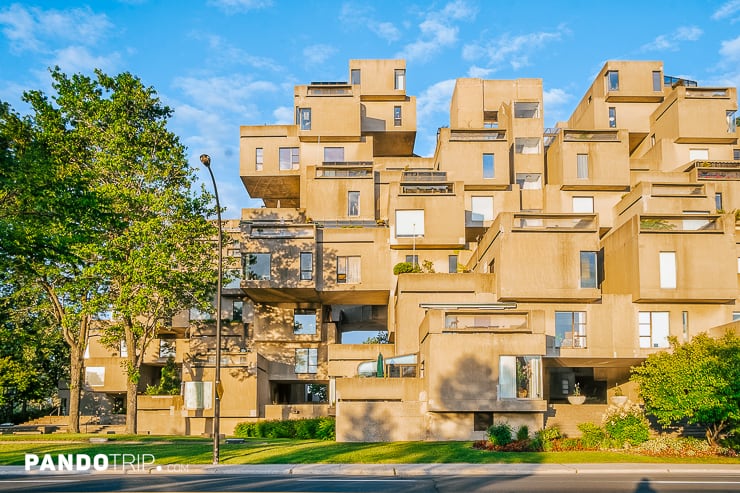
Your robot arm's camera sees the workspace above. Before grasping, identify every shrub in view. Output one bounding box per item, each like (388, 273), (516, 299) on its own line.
(315, 417), (336, 440)
(234, 417), (335, 440)
(532, 425), (562, 451)
(393, 261), (422, 275)
(602, 402), (650, 446)
(577, 422), (606, 449)
(516, 425), (529, 441)
(636, 435), (735, 457)
(294, 418), (319, 439)
(233, 422), (258, 438)
(487, 422), (513, 447)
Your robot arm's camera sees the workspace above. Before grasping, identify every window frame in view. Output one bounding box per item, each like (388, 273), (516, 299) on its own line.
(471, 196), (494, 222)
(350, 69), (361, 85)
(348, 191), (360, 217)
(295, 348), (318, 373)
(337, 256), (361, 284)
(298, 107), (311, 130)
(639, 311), (670, 348)
(255, 147), (263, 171)
(572, 196), (594, 213)
(244, 252), (271, 280)
(293, 309), (317, 335)
(608, 107), (617, 128)
(279, 147), (300, 170)
(606, 70), (619, 91)
(576, 153), (589, 179)
(395, 209), (425, 237)
(652, 71), (662, 91)
(394, 69), (405, 90)
(300, 252), (313, 281)
(448, 255), (458, 273)
(579, 251), (598, 288)
(659, 251), (676, 289)
(482, 153), (495, 179)
(555, 311), (587, 348)
(394, 105), (402, 126)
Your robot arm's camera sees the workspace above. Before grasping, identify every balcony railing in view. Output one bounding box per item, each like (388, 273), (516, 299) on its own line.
(449, 130), (506, 141)
(248, 224), (314, 239)
(512, 214), (597, 231)
(639, 215), (720, 232)
(685, 87), (729, 98)
(401, 170), (448, 181)
(562, 130), (620, 142)
(444, 313), (529, 332)
(664, 75), (697, 88)
(400, 183), (454, 194)
(650, 183), (705, 196)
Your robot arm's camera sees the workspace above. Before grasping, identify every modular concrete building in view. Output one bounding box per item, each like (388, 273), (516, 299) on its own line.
(80, 59), (740, 441)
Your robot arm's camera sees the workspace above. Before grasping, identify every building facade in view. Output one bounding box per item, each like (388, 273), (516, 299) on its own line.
(83, 59), (740, 441)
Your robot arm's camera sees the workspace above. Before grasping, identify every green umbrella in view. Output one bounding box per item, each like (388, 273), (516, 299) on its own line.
(376, 353), (384, 378)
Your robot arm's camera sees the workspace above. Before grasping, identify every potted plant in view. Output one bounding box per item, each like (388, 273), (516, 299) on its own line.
(567, 382), (586, 405)
(610, 384), (628, 406)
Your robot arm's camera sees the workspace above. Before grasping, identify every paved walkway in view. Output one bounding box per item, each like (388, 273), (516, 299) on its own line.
(2, 463), (740, 476)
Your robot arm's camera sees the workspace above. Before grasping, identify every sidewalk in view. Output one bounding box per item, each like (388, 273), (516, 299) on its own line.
(2, 463), (740, 476)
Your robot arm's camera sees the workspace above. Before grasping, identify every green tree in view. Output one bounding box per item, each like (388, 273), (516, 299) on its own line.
(0, 68), (217, 433)
(362, 331), (390, 344)
(631, 332), (740, 445)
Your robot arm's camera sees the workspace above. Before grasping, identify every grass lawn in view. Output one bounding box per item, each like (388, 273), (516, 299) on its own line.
(0, 436), (737, 466)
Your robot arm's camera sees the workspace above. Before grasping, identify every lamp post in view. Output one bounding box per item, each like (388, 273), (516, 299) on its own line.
(199, 154), (222, 465)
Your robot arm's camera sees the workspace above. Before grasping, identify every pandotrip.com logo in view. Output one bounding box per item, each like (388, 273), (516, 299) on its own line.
(24, 453), (190, 473)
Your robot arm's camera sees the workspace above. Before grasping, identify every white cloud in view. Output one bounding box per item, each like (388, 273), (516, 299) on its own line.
(720, 35), (740, 61)
(467, 65), (493, 78)
(416, 79), (456, 121)
(339, 3), (401, 43)
(51, 46), (121, 75)
(199, 34), (284, 72)
(206, 0), (273, 14)
(173, 75), (278, 117)
(0, 4), (112, 54)
(712, 0), (740, 21)
(463, 28), (566, 72)
(396, 0), (476, 62)
(641, 26), (703, 51)
(543, 88), (572, 107)
(272, 106), (293, 124)
(302, 44), (338, 67)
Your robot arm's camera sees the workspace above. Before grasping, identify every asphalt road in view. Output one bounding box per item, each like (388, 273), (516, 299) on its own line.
(2, 472), (740, 493)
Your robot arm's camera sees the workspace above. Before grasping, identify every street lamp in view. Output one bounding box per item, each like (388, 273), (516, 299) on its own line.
(199, 153), (222, 465)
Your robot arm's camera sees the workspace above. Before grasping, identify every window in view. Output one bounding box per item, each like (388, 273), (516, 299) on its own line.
(682, 311), (689, 339)
(650, 134), (656, 147)
(608, 107), (617, 128)
(395, 209), (424, 237)
(120, 340), (128, 357)
(652, 71), (662, 91)
(482, 153), (494, 178)
(514, 102), (539, 118)
(606, 70), (619, 91)
(244, 253), (271, 280)
(516, 173), (542, 189)
(555, 311), (587, 348)
(232, 300), (243, 321)
(294, 309), (317, 335)
(716, 193), (723, 211)
(689, 148), (709, 161)
(85, 367), (105, 387)
(279, 147), (299, 170)
(405, 254), (418, 266)
(337, 256), (361, 283)
(348, 191), (360, 216)
(734, 149), (740, 161)
(499, 355), (541, 399)
(572, 196), (594, 213)
(394, 105), (402, 126)
(580, 251), (598, 288)
(448, 255), (458, 273)
(184, 381), (212, 410)
(738, 257), (740, 274)
(473, 412), (493, 431)
(471, 196), (494, 222)
(160, 339), (176, 358)
(394, 69), (405, 90)
(734, 312), (740, 321)
(300, 252), (313, 281)
(576, 154), (589, 179)
(515, 137), (540, 154)
(298, 108), (311, 130)
(351, 69), (360, 85)
(255, 148), (263, 171)
(728, 111), (737, 133)
(483, 110), (498, 128)
(659, 251), (676, 289)
(639, 311), (670, 348)
(324, 146), (344, 162)
(295, 348), (318, 373)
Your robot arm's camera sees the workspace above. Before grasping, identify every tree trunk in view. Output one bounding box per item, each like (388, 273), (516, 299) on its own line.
(68, 347), (83, 433)
(125, 378), (137, 434)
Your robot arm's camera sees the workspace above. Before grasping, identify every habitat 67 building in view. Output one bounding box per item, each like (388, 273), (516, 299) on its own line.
(131, 59), (740, 441)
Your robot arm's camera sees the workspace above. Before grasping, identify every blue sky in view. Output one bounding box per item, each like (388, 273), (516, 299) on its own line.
(1, 0), (740, 219)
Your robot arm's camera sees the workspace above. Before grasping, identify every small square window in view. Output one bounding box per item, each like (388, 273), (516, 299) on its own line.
(294, 309), (317, 335)
(473, 412), (493, 431)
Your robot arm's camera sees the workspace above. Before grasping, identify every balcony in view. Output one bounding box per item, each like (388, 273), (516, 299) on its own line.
(247, 223), (315, 239)
(401, 170), (448, 181)
(449, 130), (506, 141)
(443, 313), (530, 333)
(512, 213), (598, 231)
(639, 215), (721, 233)
(316, 161), (373, 178)
(562, 130), (620, 142)
(307, 82), (352, 97)
(684, 161), (740, 181)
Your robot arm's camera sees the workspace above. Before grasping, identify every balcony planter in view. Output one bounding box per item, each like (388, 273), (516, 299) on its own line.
(610, 395), (628, 406)
(567, 395), (586, 405)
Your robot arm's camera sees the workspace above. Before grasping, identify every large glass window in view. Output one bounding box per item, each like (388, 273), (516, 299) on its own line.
(255, 148), (263, 171)
(577, 154), (589, 179)
(482, 153), (494, 178)
(659, 251), (676, 289)
(294, 309), (317, 335)
(323, 147), (344, 162)
(580, 251), (598, 288)
(295, 348), (318, 373)
(606, 70), (619, 91)
(298, 108), (311, 130)
(244, 253), (271, 280)
(639, 311), (670, 348)
(337, 256), (361, 284)
(395, 210), (424, 237)
(394, 69), (405, 90)
(279, 147), (299, 170)
(572, 196), (594, 213)
(499, 355), (542, 399)
(348, 191), (360, 216)
(608, 107), (617, 128)
(159, 339), (176, 358)
(555, 311), (587, 348)
(471, 196), (494, 222)
(300, 252), (313, 281)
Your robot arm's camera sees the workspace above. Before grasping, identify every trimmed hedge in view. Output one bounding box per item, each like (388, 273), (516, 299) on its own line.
(233, 417), (335, 441)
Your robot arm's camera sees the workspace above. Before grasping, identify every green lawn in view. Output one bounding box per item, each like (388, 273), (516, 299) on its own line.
(0, 436), (737, 465)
